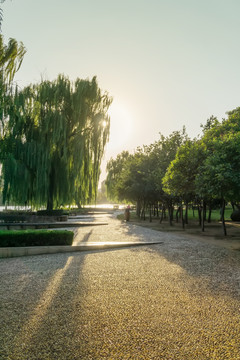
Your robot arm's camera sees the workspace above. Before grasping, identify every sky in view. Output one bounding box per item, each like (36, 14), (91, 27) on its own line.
(2, 0), (240, 183)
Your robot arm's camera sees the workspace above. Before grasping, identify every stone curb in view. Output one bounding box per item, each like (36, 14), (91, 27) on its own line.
(0, 222), (108, 230)
(0, 241), (163, 258)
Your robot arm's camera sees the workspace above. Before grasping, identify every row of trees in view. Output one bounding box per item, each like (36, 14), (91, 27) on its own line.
(0, 6), (112, 210)
(106, 111), (240, 235)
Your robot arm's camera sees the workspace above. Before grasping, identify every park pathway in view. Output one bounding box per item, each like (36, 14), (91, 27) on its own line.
(0, 212), (240, 359)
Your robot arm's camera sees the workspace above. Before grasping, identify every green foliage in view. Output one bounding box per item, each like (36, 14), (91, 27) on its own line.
(162, 111), (240, 211)
(0, 214), (27, 222)
(106, 151), (130, 201)
(107, 109), (240, 233)
(0, 8), (111, 211)
(106, 128), (188, 210)
(36, 210), (64, 217)
(97, 180), (109, 204)
(1, 75), (112, 209)
(196, 132), (240, 202)
(106, 149), (156, 204)
(0, 36), (26, 85)
(163, 140), (206, 199)
(0, 26), (26, 207)
(0, 32), (26, 133)
(0, 7), (3, 30)
(194, 110), (240, 205)
(231, 210), (240, 221)
(0, 230), (74, 247)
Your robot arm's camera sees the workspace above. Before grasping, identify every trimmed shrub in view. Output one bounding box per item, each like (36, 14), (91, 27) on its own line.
(231, 210), (240, 222)
(0, 230), (74, 247)
(37, 210), (64, 216)
(0, 214), (27, 223)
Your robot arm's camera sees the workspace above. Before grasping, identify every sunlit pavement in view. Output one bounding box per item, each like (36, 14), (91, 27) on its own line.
(1, 212), (240, 359)
(72, 212), (165, 245)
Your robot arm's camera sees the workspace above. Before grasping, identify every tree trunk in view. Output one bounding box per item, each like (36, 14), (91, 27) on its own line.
(168, 203), (173, 226)
(47, 193), (54, 211)
(203, 202), (207, 221)
(47, 165), (55, 211)
(163, 207), (166, 219)
(149, 204), (152, 222)
(201, 201), (205, 232)
(75, 200), (81, 209)
(181, 205), (185, 229)
(175, 206), (180, 223)
(185, 202), (188, 225)
(198, 205), (202, 227)
(221, 199), (227, 236)
(208, 207), (212, 223)
(141, 200), (146, 220)
(136, 199), (141, 217)
(168, 206), (172, 226)
(171, 204), (174, 221)
(160, 205), (164, 223)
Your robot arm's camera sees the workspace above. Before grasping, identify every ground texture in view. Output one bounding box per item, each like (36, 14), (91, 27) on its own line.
(0, 213), (240, 359)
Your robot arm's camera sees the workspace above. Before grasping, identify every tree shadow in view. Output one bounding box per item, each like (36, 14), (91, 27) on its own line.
(0, 253), (81, 359)
(120, 221), (240, 295)
(74, 229), (93, 244)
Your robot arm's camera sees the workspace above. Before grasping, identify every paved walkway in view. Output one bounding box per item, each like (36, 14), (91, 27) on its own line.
(1, 213), (240, 359)
(72, 212), (167, 245)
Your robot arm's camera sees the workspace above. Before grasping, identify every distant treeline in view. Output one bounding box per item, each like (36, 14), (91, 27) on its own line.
(106, 110), (240, 235)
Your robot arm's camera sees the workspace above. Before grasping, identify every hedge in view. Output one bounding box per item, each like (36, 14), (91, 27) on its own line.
(36, 210), (69, 216)
(0, 214), (27, 223)
(231, 210), (240, 222)
(0, 230), (74, 247)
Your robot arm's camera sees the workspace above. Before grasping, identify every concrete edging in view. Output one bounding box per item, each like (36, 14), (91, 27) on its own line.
(0, 241), (164, 258)
(0, 222), (108, 230)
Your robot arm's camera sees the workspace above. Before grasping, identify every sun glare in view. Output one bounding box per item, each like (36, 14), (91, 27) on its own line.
(107, 100), (133, 151)
(102, 120), (107, 128)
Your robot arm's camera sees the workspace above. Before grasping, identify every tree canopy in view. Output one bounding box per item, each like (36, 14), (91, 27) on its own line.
(106, 128), (188, 218)
(106, 109), (240, 234)
(0, 8), (112, 210)
(1, 75), (112, 209)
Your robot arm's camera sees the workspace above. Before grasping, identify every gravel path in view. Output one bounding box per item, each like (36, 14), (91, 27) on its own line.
(1, 213), (240, 359)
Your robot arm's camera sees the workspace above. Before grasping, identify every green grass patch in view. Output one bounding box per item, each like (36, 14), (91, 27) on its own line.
(0, 230), (74, 247)
(117, 207), (233, 222)
(187, 208), (232, 221)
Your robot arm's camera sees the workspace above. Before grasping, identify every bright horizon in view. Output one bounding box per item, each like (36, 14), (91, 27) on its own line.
(2, 0), (240, 183)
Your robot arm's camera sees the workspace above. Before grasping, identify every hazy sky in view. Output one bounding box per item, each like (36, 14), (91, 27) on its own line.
(2, 0), (240, 182)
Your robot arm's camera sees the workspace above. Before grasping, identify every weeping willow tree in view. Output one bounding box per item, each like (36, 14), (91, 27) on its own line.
(0, 23), (26, 205)
(1, 74), (112, 209)
(0, 0), (5, 30)
(0, 34), (26, 128)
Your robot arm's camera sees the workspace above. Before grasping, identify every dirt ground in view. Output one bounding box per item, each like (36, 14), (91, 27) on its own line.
(128, 217), (240, 251)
